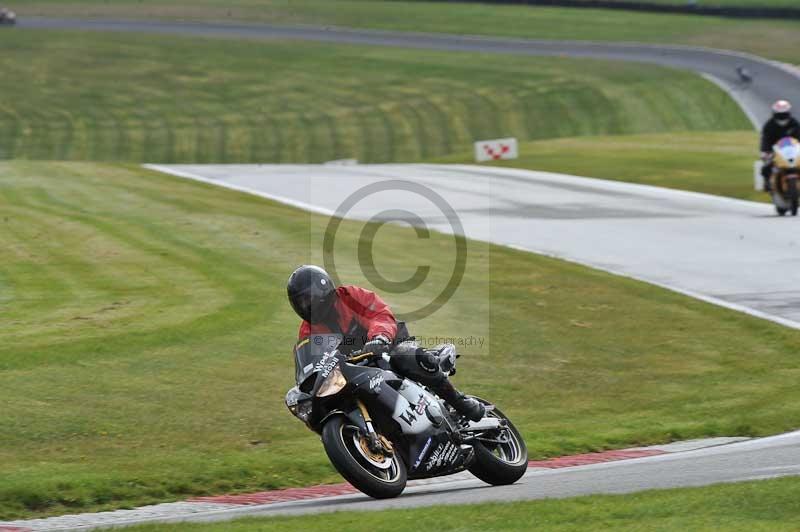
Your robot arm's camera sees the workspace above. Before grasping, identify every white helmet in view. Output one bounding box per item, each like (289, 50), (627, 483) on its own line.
(772, 100), (792, 114)
(772, 100), (792, 126)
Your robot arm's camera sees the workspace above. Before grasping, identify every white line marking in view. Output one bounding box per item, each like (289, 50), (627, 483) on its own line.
(506, 242), (800, 330)
(143, 164), (336, 217)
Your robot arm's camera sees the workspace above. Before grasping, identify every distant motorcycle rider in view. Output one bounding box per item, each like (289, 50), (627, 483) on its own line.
(287, 265), (485, 422)
(761, 100), (800, 192)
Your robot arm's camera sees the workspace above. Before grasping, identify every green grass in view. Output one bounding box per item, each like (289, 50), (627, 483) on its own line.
(2, 161), (800, 519)
(435, 130), (766, 202)
(123, 476), (800, 531)
(0, 30), (749, 164)
(11, 1), (800, 62)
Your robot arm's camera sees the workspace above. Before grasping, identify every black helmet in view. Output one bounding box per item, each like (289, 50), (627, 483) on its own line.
(287, 265), (337, 323)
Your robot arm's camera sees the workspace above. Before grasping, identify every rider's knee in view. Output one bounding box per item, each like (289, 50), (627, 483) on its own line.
(389, 341), (423, 373)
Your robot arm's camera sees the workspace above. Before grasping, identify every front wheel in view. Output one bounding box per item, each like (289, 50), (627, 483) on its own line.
(467, 398), (528, 486)
(321, 415), (406, 499)
(788, 179), (799, 216)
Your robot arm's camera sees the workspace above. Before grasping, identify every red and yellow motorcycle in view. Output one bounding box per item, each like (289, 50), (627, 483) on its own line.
(770, 137), (800, 217)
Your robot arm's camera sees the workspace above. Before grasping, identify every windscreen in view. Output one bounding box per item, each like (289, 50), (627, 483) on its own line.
(294, 334), (342, 385)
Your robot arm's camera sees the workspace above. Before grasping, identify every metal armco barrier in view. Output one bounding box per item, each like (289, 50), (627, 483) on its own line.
(401, 0), (800, 20)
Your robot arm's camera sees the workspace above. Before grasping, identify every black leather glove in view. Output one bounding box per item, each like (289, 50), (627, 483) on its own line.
(362, 336), (391, 356)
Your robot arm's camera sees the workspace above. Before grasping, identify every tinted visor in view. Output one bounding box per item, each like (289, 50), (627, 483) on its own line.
(292, 292), (316, 322)
(289, 284), (335, 323)
(774, 112), (791, 122)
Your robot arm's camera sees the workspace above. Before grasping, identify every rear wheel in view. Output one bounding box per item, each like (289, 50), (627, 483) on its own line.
(467, 398), (528, 486)
(321, 415), (406, 499)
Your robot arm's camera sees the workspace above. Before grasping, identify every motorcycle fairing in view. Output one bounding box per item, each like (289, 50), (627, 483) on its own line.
(773, 137), (800, 169)
(406, 431), (473, 478)
(344, 366), (468, 475)
(294, 334), (343, 385)
(289, 335), (474, 478)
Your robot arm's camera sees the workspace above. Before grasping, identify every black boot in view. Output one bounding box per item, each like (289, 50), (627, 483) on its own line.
(433, 380), (485, 422)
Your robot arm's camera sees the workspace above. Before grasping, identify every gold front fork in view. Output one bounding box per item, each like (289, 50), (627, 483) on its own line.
(357, 399), (393, 454)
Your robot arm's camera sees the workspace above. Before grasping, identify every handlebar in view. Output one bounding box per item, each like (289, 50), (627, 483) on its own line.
(347, 350), (376, 363)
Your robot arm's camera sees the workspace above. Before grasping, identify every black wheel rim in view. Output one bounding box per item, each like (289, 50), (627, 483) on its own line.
(479, 408), (526, 466)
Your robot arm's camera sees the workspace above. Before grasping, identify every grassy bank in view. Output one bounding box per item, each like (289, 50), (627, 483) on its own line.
(435, 131), (765, 202)
(10, 1), (800, 63)
(2, 161), (799, 518)
(125, 476), (800, 531)
(0, 31), (748, 163)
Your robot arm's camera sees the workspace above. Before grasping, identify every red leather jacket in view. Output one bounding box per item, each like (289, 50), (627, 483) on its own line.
(298, 286), (397, 345)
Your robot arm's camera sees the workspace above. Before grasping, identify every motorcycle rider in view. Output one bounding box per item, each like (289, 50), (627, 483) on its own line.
(760, 100), (800, 192)
(287, 264), (485, 422)
(0, 7), (15, 24)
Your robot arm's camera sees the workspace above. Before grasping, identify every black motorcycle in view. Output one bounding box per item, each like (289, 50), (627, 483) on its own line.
(285, 334), (528, 498)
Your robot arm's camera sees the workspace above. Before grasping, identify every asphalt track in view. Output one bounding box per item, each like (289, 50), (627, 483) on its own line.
(4, 433), (797, 529)
(144, 430), (800, 523)
(149, 163), (800, 329)
(17, 16), (800, 126)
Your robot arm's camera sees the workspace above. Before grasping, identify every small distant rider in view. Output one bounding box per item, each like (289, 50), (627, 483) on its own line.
(760, 100), (800, 192)
(286, 265), (485, 421)
(735, 66), (752, 85)
(0, 7), (15, 23)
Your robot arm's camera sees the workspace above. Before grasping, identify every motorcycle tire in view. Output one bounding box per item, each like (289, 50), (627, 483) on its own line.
(321, 414), (406, 499)
(467, 399), (528, 486)
(788, 179), (799, 216)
